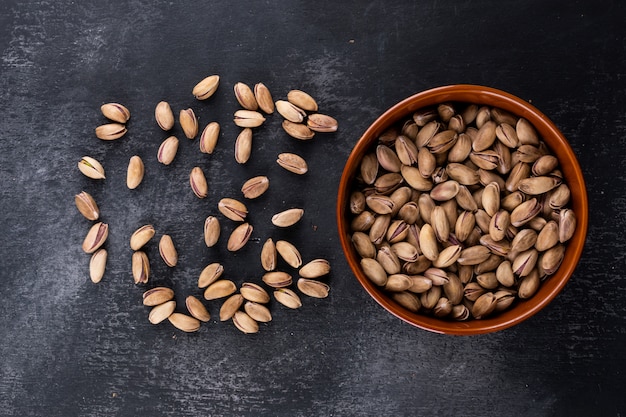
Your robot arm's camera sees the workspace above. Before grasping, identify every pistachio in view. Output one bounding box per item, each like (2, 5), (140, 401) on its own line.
(390, 241), (418, 262)
(241, 282), (270, 304)
(179, 108), (198, 139)
(131, 251), (150, 284)
(420, 286), (442, 309)
(510, 198), (541, 227)
(451, 304), (470, 321)
(227, 223), (253, 251)
(254, 82), (275, 114)
(233, 311), (259, 334)
(511, 228), (538, 253)
(369, 214), (391, 245)
(276, 240), (302, 268)
(233, 109), (265, 128)
(549, 184), (571, 209)
(384, 274), (413, 292)
(518, 269), (540, 299)
(203, 279), (237, 300)
(397, 201), (420, 225)
(100, 103), (130, 123)
(262, 271), (293, 288)
(199, 122), (220, 154)
(455, 211), (476, 242)
(489, 210), (510, 242)
(272, 208), (304, 227)
(457, 245), (491, 266)
(95, 123), (127, 140)
(277, 152), (308, 175)
(430, 206), (450, 242)
(196, 263), (224, 290)
(535, 220), (559, 251)
(391, 292), (421, 312)
(350, 191), (366, 215)
(168, 313), (201, 332)
(307, 113), (339, 132)
(512, 248), (539, 277)
(532, 155), (559, 176)
(192, 75), (220, 100)
(374, 172), (403, 194)
(155, 101), (175, 131)
(159, 234), (178, 267)
(418, 223), (439, 261)
(241, 176), (269, 199)
(350, 211), (375, 232)
(78, 156), (106, 180)
(365, 194), (395, 215)
(430, 180), (460, 201)
(218, 198), (248, 221)
(75, 191), (99, 221)
(351, 232), (376, 259)
(540, 244), (565, 275)
(377, 145), (402, 173)
(234, 82), (259, 110)
(297, 278), (330, 298)
(395, 135), (418, 165)
(433, 245), (462, 269)
(244, 301), (272, 323)
(203, 216), (220, 248)
(415, 120), (440, 147)
(148, 300), (176, 324)
(472, 292), (497, 319)
(157, 136), (179, 165)
(287, 89), (318, 111)
(276, 100), (307, 123)
(494, 289), (516, 312)
(377, 245), (401, 275)
(142, 287), (174, 306)
(414, 109), (438, 127)
(189, 166), (208, 198)
(433, 297), (453, 317)
(518, 176), (561, 195)
(186, 296), (211, 322)
(299, 259), (331, 278)
(234, 128), (253, 164)
(446, 163), (479, 186)
(282, 120), (315, 140)
(126, 155), (144, 189)
(505, 162), (531, 192)
(360, 258), (388, 286)
(274, 288), (302, 309)
(495, 122), (518, 148)
(82, 222), (109, 254)
(261, 238), (277, 271)
(428, 129), (458, 153)
(516, 117), (539, 145)
(89, 248), (107, 283)
(559, 209), (576, 243)
(129, 225), (155, 251)
(220, 294), (244, 321)
(496, 260), (515, 287)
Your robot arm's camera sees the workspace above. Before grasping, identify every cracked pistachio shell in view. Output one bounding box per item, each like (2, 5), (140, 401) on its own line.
(240, 282), (270, 304)
(254, 83), (274, 114)
(233, 311), (259, 334)
(261, 238), (277, 271)
(307, 113), (338, 133)
(132, 251), (150, 284)
(180, 108), (198, 139)
(233, 110), (265, 128)
(299, 259), (331, 279)
(244, 302), (272, 323)
(203, 279), (237, 300)
(274, 288), (302, 309)
(155, 101), (175, 131)
(198, 262), (224, 288)
(75, 191), (99, 221)
(157, 136), (179, 165)
(101, 103), (130, 123)
(234, 82), (259, 110)
(78, 156), (105, 180)
(276, 240), (302, 268)
(227, 223), (253, 252)
(159, 234), (178, 267)
(89, 248), (107, 283)
(262, 271), (292, 288)
(287, 89), (318, 111)
(168, 313), (201, 332)
(130, 224), (155, 250)
(203, 216), (220, 248)
(142, 287), (174, 306)
(186, 295), (210, 322)
(218, 198), (248, 222)
(297, 278), (330, 298)
(277, 153), (308, 174)
(220, 294), (244, 321)
(126, 155), (144, 189)
(282, 120), (314, 140)
(271, 208), (304, 227)
(148, 300), (176, 324)
(276, 100), (306, 123)
(235, 128), (253, 164)
(199, 122), (220, 154)
(95, 123), (127, 140)
(189, 166), (208, 198)
(242, 176), (269, 199)
(82, 222), (108, 254)
(192, 75), (220, 100)
(472, 292), (497, 319)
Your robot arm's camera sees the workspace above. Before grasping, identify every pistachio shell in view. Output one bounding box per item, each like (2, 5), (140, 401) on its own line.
(274, 288), (302, 309)
(75, 191), (100, 221)
(254, 82), (275, 114)
(262, 271), (292, 288)
(233, 311), (259, 334)
(192, 75), (220, 100)
(297, 278), (330, 298)
(307, 113), (338, 132)
(233, 110), (265, 128)
(241, 176), (269, 199)
(276, 100), (306, 123)
(78, 156), (105, 180)
(199, 122), (220, 154)
(189, 167), (208, 198)
(261, 238), (277, 271)
(89, 248), (107, 283)
(203, 216), (220, 248)
(155, 101), (175, 131)
(142, 287), (174, 306)
(241, 282), (270, 304)
(218, 198), (248, 221)
(391, 291), (421, 312)
(100, 103), (130, 123)
(220, 294), (244, 321)
(148, 300), (176, 324)
(277, 152), (308, 174)
(299, 259), (331, 278)
(95, 123), (127, 140)
(234, 128), (253, 164)
(168, 313), (201, 332)
(227, 223), (253, 251)
(198, 262), (224, 288)
(126, 155), (144, 189)
(159, 234), (178, 267)
(244, 302), (272, 323)
(282, 120), (314, 140)
(276, 240), (302, 268)
(287, 89), (318, 111)
(157, 136), (179, 165)
(203, 279), (237, 300)
(271, 208), (304, 227)
(131, 251), (150, 284)
(82, 222), (109, 254)
(180, 108), (198, 139)
(234, 82), (259, 110)
(186, 296), (211, 322)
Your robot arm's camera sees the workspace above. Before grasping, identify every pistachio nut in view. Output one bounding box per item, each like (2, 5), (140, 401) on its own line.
(377, 145), (402, 173)
(203, 216), (220, 248)
(180, 108), (198, 139)
(540, 244), (565, 275)
(420, 286), (442, 309)
(369, 214), (391, 245)
(132, 251), (150, 284)
(307, 113), (338, 133)
(157, 136), (179, 165)
(299, 259), (331, 278)
(418, 223), (439, 261)
(391, 291), (421, 312)
(287, 89), (318, 112)
(414, 108), (438, 127)
(532, 155), (559, 176)
(428, 129), (458, 154)
(350, 211), (375, 232)
(495, 122), (519, 148)
(457, 245), (491, 265)
(489, 210), (510, 242)
(227, 223), (253, 251)
(185, 295), (211, 322)
(360, 258), (388, 286)
(451, 304), (470, 321)
(148, 300), (176, 324)
(78, 156), (106, 180)
(401, 165), (434, 191)
(276, 240), (302, 268)
(395, 135), (418, 165)
(218, 198), (248, 221)
(430, 206), (450, 242)
(384, 274), (413, 292)
(203, 279), (237, 300)
(89, 248), (107, 283)
(235, 128), (253, 164)
(430, 180), (460, 202)
(82, 222), (109, 254)
(142, 287), (174, 306)
(360, 153), (379, 184)
(559, 208), (576, 243)
(233, 109), (266, 128)
(274, 288), (302, 309)
(75, 191), (100, 221)
(482, 182), (501, 217)
(233, 311), (259, 334)
(168, 313), (201, 332)
(518, 269), (540, 299)
(254, 82), (275, 114)
(510, 198), (541, 227)
(271, 208), (304, 227)
(262, 271), (293, 288)
(155, 101), (175, 131)
(365, 194), (395, 215)
(241, 282), (270, 304)
(234, 82), (259, 110)
(277, 152), (308, 174)
(126, 155), (144, 190)
(448, 132), (472, 163)
(516, 118), (539, 145)
(198, 262), (224, 288)
(511, 248), (539, 277)
(129, 224), (155, 250)
(433, 297), (453, 318)
(415, 120), (440, 147)
(496, 260), (515, 287)
(100, 103), (130, 123)
(276, 100), (306, 123)
(95, 123), (127, 140)
(472, 292), (497, 319)
(472, 120), (497, 151)
(241, 176), (269, 199)
(351, 232), (376, 259)
(261, 238), (277, 271)
(511, 228), (538, 253)
(433, 244), (462, 269)
(494, 289), (516, 312)
(244, 301), (272, 323)
(199, 122), (220, 154)
(518, 176), (561, 195)
(159, 234), (178, 267)
(282, 120), (315, 140)
(189, 166), (208, 198)
(220, 294), (244, 321)
(192, 75), (220, 100)
(350, 191), (366, 215)
(374, 172), (403, 194)
(297, 278), (330, 298)
(535, 220), (559, 251)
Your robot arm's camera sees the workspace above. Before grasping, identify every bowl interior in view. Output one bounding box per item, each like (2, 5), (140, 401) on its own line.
(337, 85), (588, 335)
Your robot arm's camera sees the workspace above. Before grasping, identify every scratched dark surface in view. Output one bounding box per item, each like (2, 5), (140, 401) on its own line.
(0, 0), (624, 416)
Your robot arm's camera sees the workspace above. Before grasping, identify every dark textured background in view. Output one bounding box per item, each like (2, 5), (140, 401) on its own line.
(1, 0), (624, 416)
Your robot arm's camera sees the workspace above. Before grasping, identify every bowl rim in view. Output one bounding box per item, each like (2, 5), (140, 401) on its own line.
(336, 84), (589, 335)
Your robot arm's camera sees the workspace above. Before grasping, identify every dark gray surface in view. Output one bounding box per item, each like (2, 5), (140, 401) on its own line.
(1, 0), (624, 416)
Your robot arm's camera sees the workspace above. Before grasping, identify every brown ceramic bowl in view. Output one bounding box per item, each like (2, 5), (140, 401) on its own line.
(337, 85), (588, 335)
